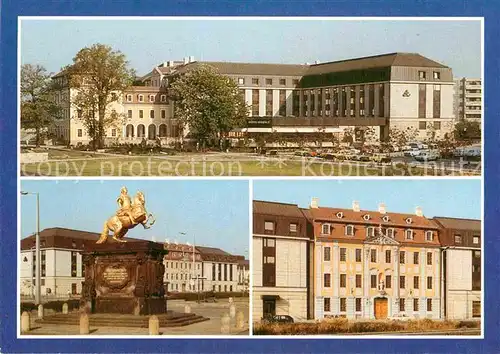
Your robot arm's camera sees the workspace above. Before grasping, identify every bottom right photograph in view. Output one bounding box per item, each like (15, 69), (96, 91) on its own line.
(251, 179), (481, 336)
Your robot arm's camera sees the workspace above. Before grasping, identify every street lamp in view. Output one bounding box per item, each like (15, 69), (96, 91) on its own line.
(21, 191), (41, 305)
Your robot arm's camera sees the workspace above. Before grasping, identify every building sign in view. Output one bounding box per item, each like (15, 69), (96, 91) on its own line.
(102, 266), (129, 287)
(247, 118), (273, 128)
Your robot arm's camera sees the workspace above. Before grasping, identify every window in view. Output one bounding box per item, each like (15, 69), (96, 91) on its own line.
(238, 78), (245, 85)
(366, 227), (375, 238)
(434, 121), (441, 130)
(400, 276), (406, 289)
(336, 212), (344, 219)
(252, 78), (259, 85)
(139, 110), (144, 118)
(289, 223), (297, 233)
(427, 276), (433, 289)
(355, 298), (362, 312)
(454, 234), (462, 244)
(150, 110), (154, 118)
(340, 248), (346, 262)
(161, 95), (166, 102)
(370, 249), (377, 263)
(279, 78), (286, 85)
(138, 94), (144, 102)
(149, 94), (155, 102)
(111, 129), (116, 137)
(433, 71), (440, 80)
(473, 236), (480, 244)
(405, 230), (414, 240)
(345, 225), (354, 236)
(385, 250), (391, 263)
(425, 231), (434, 241)
(474, 250), (481, 258)
(371, 274), (377, 288)
(324, 273), (331, 287)
(405, 218), (412, 224)
(427, 252), (433, 265)
(418, 71), (426, 80)
(263, 238), (275, 247)
(264, 256), (275, 263)
(355, 249), (362, 262)
(71, 252), (77, 277)
(340, 298), (346, 312)
(419, 121), (427, 130)
(161, 110), (166, 119)
(387, 228), (394, 238)
(399, 298), (405, 312)
(324, 297), (331, 312)
(385, 275), (391, 289)
(472, 301), (481, 318)
(414, 298), (419, 312)
(324, 247), (331, 261)
(356, 274), (362, 288)
(266, 78), (273, 85)
(127, 110), (132, 118)
(292, 79), (299, 86)
(264, 221), (274, 231)
(126, 94), (132, 102)
(400, 251), (406, 264)
(77, 129), (82, 137)
(414, 276), (419, 289)
(413, 252), (419, 265)
(322, 224), (331, 235)
(427, 299), (432, 312)
(340, 274), (346, 288)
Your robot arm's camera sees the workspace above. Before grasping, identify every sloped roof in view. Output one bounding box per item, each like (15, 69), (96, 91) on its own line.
(174, 61), (309, 76)
(195, 246), (231, 256)
(253, 200), (305, 218)
(433, 217), (481, 231)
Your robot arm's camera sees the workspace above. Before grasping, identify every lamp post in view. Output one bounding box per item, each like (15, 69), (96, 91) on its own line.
(21, 191), (40, 305)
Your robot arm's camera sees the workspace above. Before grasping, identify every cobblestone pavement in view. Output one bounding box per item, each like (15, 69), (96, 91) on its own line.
(23, 299), (250, 336)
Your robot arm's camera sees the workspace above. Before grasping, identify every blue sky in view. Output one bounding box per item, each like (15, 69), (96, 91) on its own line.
(253, 179), (481, 220)
(20, 180), (250, 256)
(20, 19), (481, 77)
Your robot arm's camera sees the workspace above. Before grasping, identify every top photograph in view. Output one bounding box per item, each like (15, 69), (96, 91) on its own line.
(19, 17), (482, 177)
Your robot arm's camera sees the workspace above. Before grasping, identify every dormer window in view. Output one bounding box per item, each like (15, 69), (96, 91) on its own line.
(336, 212), (344, 219)
(345, 225), (354, 236)
(425, 231), (434, 241)
(126, 94), (132, 102)
(160, 95), (166, 102)
(382, 215), (390, 222)
(405, 217), (412, 224)
(138, 94), (144, 102)
(386, 228), (395, 238)
(149, 94), (155, 102)
(405, 229), (414, 240)
(366, 226), (375, 238)
(363, 214), (371, 221)
(322, 224), (331, 235)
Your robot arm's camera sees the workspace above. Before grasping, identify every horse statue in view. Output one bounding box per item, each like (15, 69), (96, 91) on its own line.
(96, 189), (156, 244)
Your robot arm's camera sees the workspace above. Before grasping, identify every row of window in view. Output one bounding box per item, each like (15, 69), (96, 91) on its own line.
(321, 223), (434, 241)
(418, 121), (442, 130)
(125, 94), (169, 103)
(264, 221), (298, 233)
(165, 261), (201, 270)
(323, 297), (435, 313)
(77, 128), (116, 138)
(419, 71), (441, 80)
(455, 234), (481, 245)
(166, 283), (235, 292)
(126, 109), (168, 119)
(238, 77), (300, 86)
(323, 273), (434, 290)
(165, 272), (199, 280)
(324, 248), (434, 265)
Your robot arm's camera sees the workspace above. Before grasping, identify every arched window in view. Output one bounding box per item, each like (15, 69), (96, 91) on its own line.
(148, 124), (157, 140)
(137, 124), (145, 137)
(158, 124), (167, 137)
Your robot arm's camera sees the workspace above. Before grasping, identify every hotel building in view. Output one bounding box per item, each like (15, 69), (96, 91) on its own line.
(50, 52), (455, 146)
(252, 200), (313, 321)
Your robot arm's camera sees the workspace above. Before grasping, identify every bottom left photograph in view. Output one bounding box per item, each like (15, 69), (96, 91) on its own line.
(19, 179), (250, 336)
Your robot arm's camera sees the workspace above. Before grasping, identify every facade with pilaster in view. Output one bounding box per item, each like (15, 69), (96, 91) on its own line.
(308, 198), (442, 320)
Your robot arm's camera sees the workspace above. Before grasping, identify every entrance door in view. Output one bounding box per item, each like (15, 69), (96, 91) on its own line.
(263, 299), (276, 318)
(374, 298), (388, 319)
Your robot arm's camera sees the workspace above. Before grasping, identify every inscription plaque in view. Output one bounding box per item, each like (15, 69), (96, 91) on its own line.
(102, 266), (129, 287)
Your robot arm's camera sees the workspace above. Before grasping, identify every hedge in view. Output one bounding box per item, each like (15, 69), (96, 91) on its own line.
(21, 299), (80, 314)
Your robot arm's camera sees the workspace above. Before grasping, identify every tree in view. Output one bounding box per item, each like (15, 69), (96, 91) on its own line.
(387, 127), (418, 151)
(170, 65), (249, 148)
(64, 44), (135, 149)
(453, 120), (481, 142)
(21, 64), (60, 146)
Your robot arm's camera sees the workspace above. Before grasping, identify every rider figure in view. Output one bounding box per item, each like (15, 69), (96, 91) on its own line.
(116, 186), (136, 224)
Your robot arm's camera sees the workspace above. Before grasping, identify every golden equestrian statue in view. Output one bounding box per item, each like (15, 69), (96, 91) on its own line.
(96, 186), (156, 244)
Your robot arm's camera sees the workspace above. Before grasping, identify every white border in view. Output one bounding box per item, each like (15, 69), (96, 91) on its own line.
(17, 16), (484, 340)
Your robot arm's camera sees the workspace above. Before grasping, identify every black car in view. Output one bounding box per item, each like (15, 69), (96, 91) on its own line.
(262, 314), (294, 323)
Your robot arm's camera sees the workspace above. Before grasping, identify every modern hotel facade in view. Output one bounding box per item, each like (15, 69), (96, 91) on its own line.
(252, 199), (481, 322)
(50, 52), (455, 146)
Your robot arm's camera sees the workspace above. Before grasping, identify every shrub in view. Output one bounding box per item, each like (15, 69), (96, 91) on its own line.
(20, 299), (80, 314)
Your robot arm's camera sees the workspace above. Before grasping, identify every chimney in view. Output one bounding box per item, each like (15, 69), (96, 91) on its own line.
(415, 206), (423, 217)
(183, 57), (189, 65)
(189, 55), (195, 62)
(378, 203), (386, 214)
(168, 60), (174, 67)
(310, 197), (319, 209)
(352, 201), (360, 212)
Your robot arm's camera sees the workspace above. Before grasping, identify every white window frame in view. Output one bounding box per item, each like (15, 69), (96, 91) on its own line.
(161, 109), (166, 119)
(264, 221), (274, 231)
(473, 236), (480, 244)
(405, 229), (414, 240)
(238, 77), (245, 85)
(382, 215), (390, 222)
(386, 228), (395, 238)
(321, 224), (331, 235)
(138, 94), (144, 102)
(425, 231), (434, 241)
(161, 94), (167, 102)
(149, 94), (155, 102)
(345, 224), (354, 236)
(363, 214), (371, 221)
(336, 212), (343, 219)
(126, 94), (132, 102)
(405, 217), (412, 224)
(366, 226), (375, 238)
(289, 223), (297, 233)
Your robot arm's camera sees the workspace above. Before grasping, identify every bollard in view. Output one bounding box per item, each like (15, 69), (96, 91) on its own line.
(236, 311), (244, 329)
(221, 313), (230, 334)
(21, 311), (31, 333)
(62, 302), (69, 314)
(229, 303), (236, 319)
(37, 304), (44, 319)
(79, 312), (90, 335)
(184, 304), (191, 314)
(149, 315), (160, 335)
(228, 297), (233, 304)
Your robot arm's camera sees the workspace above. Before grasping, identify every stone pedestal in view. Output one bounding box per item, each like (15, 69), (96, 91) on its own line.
(80, 240), (167, 316)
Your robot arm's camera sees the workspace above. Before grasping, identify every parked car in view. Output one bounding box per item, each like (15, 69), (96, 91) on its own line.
(267, 150), (278, 156)
(294, 150), (310, 157)
(414, 150), (440, 161)
(371, 153), (392, 163)
(262, 314), (294, 324)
